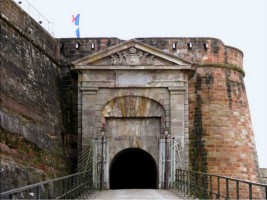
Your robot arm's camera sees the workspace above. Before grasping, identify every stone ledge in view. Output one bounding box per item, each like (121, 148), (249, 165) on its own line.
(194, 62), (245, 77)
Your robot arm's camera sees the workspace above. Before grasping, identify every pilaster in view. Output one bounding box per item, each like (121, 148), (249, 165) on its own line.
(80, 87), (98, 145)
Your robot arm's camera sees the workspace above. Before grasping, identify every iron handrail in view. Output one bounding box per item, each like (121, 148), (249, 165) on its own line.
(0, 170), (95, 199)
(1, 173), (77, 195)
(14, 0), (54, 36)
(1, 143), (95, 199)
(173, 169), (267, 199)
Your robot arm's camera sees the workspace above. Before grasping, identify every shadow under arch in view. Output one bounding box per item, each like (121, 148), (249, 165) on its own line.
(109, 148), (157, 189)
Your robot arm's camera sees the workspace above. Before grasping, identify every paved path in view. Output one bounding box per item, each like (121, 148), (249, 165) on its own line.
(89, 189), (191, 199)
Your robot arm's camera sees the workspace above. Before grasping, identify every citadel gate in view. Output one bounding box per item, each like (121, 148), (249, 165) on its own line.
(1, 0), (264, 195)
(72, 39), (193, 189)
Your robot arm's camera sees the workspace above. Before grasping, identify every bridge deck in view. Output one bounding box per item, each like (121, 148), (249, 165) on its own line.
(88, 189), (192, 199)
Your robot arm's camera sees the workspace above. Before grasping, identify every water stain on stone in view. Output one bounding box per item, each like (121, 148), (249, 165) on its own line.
(190, 73), (207, 173)
(225, 69), (233, 109)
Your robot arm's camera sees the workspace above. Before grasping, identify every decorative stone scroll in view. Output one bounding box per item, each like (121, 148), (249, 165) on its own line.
(110, 47), (164, 66)
(91, 47), (172, 66)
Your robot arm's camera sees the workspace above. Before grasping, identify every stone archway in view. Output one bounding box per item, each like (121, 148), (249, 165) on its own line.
(101, 95), (166, 125)
(102, 96), (166, 169)
(109, 148), (157, 189)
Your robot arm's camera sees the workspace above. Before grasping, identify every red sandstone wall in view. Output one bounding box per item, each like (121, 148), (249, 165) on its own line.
(59, 37), (244, 71)
(188, 66), (262, 198)
(188, 66), (261, 187)
(138, 38), (262, 187)
(138, 38), (243, 69)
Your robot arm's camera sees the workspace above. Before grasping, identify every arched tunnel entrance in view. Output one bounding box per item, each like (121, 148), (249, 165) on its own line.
(110, 148), (157, 189)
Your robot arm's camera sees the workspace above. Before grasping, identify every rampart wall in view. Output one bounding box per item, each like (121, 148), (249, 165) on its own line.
(0, 0), (68, 192)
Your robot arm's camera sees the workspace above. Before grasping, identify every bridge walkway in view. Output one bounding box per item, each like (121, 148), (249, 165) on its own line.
(87, 189), (192, 199)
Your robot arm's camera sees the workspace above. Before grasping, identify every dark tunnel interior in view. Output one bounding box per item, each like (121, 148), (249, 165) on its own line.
(109, 148), (157, 189)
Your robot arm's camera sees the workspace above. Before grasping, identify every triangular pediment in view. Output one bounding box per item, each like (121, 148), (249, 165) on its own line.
(72, 39), (192, 68)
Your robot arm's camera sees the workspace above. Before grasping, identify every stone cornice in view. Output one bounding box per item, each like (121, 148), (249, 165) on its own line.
(73, 65), (192, 70)
(193, 62), (245, 77)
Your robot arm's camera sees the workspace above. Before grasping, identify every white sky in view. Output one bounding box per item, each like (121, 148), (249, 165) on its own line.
(18, 0), (266, 167)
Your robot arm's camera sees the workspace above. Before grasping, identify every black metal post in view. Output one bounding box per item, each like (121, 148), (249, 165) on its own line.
(164, 133), (169, 189)
(226, 178), (229, 199)
(100, 135), (104, 191)
(249, 183), (252, 200)
(236, 180), (240, 199)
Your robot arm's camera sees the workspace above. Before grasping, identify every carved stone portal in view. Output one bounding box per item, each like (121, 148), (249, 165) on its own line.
(73, 39), (192, 189)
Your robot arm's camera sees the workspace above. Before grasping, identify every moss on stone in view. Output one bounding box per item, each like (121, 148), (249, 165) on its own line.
(0, 127), (70, 180)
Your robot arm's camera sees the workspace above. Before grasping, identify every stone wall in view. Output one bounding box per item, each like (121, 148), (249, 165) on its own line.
(188, 66), (262, 199)
(60, 37), (243, 71)
(188, 66), (261, 180)
(138, 38), (243, 68)
(59, 38), (121, 65)
(0, 0), (59, 62)
(0, 0), (69, 192)
(260, 168), (267, 184)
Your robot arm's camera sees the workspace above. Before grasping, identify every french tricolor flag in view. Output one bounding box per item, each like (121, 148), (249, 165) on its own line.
(72, 14), (80, 26)
(76, 27), (80, 38)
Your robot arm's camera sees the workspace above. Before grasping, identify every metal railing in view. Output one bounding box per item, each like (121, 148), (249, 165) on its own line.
(77, 144), (93, 173)
(0, 144), (95, 199)
(14, 0), (54, 36)
(172, 169), (267, 199)
(0, 170), (95, 199)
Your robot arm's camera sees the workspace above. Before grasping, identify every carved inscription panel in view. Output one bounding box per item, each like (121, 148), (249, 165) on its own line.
(117, 72), (151, 86)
